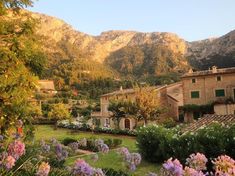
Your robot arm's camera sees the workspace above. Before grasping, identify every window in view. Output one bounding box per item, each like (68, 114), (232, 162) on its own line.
(191, 91), (200, 98)
(215, 89), (225, 97)
(192, 78), (196, 83)
(216, 76), (221, 81)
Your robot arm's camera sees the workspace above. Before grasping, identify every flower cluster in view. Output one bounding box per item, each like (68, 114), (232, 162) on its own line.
(117, 147), (142, 172)
(162, 158), (183, 176)
(0, 140), (25, 170)
(184, 166), (204, 176)
(36, 162), (50, 176)
(213, 155), (235, 175)
(40, 140), (50, 153)
(68, 142), (79, 151)
(186, 153), (208, 171)
(8, 140), (25, 160)
(95, 139), (109, 154)
(55, 143), (68, 161)
(71, 159), (104, 176)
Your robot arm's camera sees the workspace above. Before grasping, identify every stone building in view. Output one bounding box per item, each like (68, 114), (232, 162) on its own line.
(181, 66), (235, 122)
(91, 84), (182, 130)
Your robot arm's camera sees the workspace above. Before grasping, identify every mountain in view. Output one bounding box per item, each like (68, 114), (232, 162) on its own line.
(187, 30), (235, 70)
(13, 10), (235, 84)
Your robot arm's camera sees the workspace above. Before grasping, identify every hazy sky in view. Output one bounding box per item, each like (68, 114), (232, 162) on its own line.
(28, 0), (235, 41)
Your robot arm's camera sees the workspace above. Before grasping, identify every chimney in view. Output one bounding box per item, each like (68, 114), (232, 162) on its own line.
(120, 86), (123, 91)
(212, 66), (217, 73)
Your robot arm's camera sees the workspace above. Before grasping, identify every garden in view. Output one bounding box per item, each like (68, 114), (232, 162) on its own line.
(0, 123), (234, 175)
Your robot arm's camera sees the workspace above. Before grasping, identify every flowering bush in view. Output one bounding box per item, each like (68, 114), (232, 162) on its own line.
(117, 147), (142, 172)
(71, 159), (104, 176)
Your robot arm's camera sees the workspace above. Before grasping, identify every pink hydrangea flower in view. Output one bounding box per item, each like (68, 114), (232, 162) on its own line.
(4, 155), (16, 170)
(8, 140), (25, 160)
(36, 162), (50, 176)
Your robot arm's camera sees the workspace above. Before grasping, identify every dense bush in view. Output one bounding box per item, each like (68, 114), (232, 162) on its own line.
(61, 137), (77, 146)
(137, 123), (235, 164)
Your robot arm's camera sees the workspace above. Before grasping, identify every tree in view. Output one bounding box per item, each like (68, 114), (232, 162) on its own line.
(48, 103), (70, 129)
(0, 0), (48, 135)
(134, 86), (162, 126)
(108, 101), (127, 129)
(108, 100), (137, 129)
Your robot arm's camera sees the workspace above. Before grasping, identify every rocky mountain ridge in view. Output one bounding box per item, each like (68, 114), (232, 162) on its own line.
(26, 10), (235, 78)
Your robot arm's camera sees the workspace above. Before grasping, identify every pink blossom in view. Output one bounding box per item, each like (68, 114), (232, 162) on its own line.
(8, 140), (25, 160)
(186, 153), (208, 171)
(213, 155), (235, 176)
(4, 155), (16, 170)
(36, 162), (50, 176)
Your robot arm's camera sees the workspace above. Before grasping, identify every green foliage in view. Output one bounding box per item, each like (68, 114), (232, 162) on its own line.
(137, 125), (174, 163)
(0, 0), (47, 134)
(102, 168), (129, 176)
(106, 44), (189, 77)
(48, 103), (70, 122)
(137, 123), (235, 164)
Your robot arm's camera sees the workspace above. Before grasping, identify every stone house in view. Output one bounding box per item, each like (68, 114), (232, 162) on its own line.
(181, 66), (235, 122)
(91, 84), (182, 130)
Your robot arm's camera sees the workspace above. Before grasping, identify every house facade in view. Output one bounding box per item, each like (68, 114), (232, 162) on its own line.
(181, 66), (235, 122)
(92, 85), (183, 130)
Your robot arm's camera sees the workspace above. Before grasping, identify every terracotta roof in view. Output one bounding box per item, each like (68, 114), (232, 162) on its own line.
(100, 85), (166, 97)
(182, 114), (235, 133)
(182, 67), (235, 78)
(38, 80), (55, 91)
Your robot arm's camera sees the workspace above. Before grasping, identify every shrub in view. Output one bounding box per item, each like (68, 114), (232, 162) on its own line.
(137, 123), (235, 164)
(61, 137), (77, 146)
(136, 125), (174, 162)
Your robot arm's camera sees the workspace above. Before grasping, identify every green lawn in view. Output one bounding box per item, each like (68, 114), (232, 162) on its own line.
(34, 125), (160, 175)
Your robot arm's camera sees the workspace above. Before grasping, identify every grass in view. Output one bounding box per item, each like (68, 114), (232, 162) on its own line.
(34, 125), (160, 175)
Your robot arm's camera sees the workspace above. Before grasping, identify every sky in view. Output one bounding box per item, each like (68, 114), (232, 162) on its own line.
(28, 0), (235, 41)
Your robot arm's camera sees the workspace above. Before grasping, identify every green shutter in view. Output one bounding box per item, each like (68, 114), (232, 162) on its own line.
(215, 89), (225, 97)
(191, 91), (199, 98)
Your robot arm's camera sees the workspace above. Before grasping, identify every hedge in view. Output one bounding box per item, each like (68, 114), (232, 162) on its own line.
(136, 123), (235, 164)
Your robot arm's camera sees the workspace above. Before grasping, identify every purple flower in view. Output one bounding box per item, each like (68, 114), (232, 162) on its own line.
(94, 139), (104, 148)
(99, 144), (109, 154)
(163, 158), (183, 176)
(71, 159), (94, 176)
(69, 142), (79, 151)
(128, 163), (136, 172)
